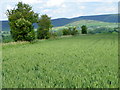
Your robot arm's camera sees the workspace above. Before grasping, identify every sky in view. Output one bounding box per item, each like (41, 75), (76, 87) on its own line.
(0, 0), (119, 20)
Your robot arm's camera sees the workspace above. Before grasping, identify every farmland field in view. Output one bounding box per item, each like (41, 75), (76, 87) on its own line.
(2, 33), (118, 88)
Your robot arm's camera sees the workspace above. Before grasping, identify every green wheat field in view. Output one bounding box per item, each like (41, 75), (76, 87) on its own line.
(2, 33), (118, 88)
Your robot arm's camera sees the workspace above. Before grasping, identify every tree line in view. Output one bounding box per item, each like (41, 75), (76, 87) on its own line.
(6, 2), (87, 42)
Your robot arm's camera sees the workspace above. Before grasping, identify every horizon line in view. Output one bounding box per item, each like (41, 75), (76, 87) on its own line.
(0, 13), (117, 21)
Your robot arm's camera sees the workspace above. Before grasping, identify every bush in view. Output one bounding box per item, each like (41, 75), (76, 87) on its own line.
(70, 27), (78, 35)
(62, 29), (71, 35)
(49, 31), (57, 39)
(81, 25), (87, 34)
(88, 30), (95, 34)
(93, 27), (115, 33)
(57, 30), (63, 36)
(62, 27), (78, 35)
(37, 28), (50, 39)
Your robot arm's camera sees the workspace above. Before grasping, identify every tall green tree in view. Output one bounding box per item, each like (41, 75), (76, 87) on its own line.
(81, 25), (87, 34)
(6, 2), (38, 41)
(37, 14), (53, 39)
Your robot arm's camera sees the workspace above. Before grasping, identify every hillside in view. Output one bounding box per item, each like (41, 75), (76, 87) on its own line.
(1, 14), (118, 31)
(66, 20), (117, 28)
(52, 20), (118, 32)
(52, 14), (118, 27)
(71, 14), (118, 23)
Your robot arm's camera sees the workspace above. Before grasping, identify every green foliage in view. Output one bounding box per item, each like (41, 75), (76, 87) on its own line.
(49, 31), (57, 39)
(56, 30), (63, 36)
(25, 30), (35, 41)
(10, 18), (35, 41)
(37, 27), (45, 39)
(2, 34), (118, 88)
(51, 30), (63, 37)
(62, 29), (71, 35)
(88, 30), (95, 34)
(65, 20), (118, 34)
(37, 14), (53, 39)
(88, 27), (117, 34)
(70, 27), (78, 35)
(6, 2), (38, 41)
(62, 27), (78, 35)
(37, 28), (50, 39)
(66, 20), (117, 29)
(37, 14), (53, 30)
(81, 25), (87, 34)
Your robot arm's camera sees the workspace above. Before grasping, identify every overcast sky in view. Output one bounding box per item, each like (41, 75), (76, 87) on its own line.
(0, 0), (118, 20)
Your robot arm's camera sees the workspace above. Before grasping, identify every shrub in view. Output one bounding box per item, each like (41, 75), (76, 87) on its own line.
(62, 29), (71, 35)
(93, 27), (115, 33)
(70, 27), (78, 35)
(49, 31), (57, 38)
(62, 27), (78, 35)
(37, 28), (50, 39)
(88, 30), (95, 34)
(81, 25), (87, 34)
(56, 30), (63, 36)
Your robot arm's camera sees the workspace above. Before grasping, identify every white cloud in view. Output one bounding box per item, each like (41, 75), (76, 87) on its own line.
(6, 5), (14, 10)
(73, 0), (119, 2)
(79, 6), (86, 9)
(45, 0), (65, 7)
(43, 9), (51, 13)
(20, 0), (45, 4)
(61, 4), (67, 8)
(104, 7), (117, 12)
(94, 4), (117, 14)
(1, 0), (45, 4)
(0, 0), (118, 20)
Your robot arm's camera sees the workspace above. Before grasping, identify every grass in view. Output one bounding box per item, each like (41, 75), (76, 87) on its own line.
(66, 20), (118, 28)
(2, 33), (118, 88)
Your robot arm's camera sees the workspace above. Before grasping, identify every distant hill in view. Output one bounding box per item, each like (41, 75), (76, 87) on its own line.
(0, 14), (118, 31)
(65, 20), (117, 28)
(1, 21), (10, 31)
(71, 14), (118, 22)
(52, 20), (118, 31)
(52, 14), (118, 27)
